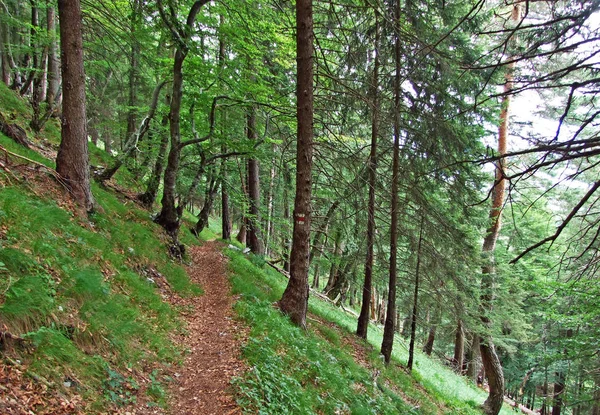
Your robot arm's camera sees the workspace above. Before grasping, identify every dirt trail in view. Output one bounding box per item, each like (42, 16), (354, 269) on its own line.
(167, 241), (246, 415)
(133, 241), (246, 415)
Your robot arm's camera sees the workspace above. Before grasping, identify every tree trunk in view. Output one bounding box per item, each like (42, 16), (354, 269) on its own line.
(478, 5), (520, 413)
(155, 46), (185, 235)
(282, 163), (292, 272)
(138, 114), (170, 208)
(324, 231), (343, 294)
(453, 319), (464, 373)
(310, 201), (339, 263)
(0, 11), (10, 86)
(591, 374), (600, 415)
(246, 106), (264, 255)
(466, 333), (481, 381)
(423, 324), (436, 356)
(279, 0), (313, 328)
(407, 216), (424, 372)
(55, 0), (94, 212)
(194, 174), (219, 235)
(265, 146), (277, 255)
(97, 81), (166, 182)
(327, 258), (351, 301)
(236, 220), (247, 244)
(552, 373), (565, 415)
(155, 0), (209, 236)
(357, 10), (380, 340)
(126, 0), (141, 144)
(221, 156), (231, 240)
(46, 2), (59, 106)
(381, 2), (400, 364)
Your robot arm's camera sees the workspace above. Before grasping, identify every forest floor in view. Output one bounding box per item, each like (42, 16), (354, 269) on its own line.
(130, 241), (247, 415)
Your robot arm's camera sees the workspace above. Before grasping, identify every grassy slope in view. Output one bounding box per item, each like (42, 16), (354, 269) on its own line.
(0, 82), (206, 411)
(1, 83), (512, 414)
(228, 250), (514, 415)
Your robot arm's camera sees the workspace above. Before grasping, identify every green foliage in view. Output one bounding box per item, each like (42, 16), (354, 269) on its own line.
(227, 248), (512, 414)
(103, 365), (139, 406)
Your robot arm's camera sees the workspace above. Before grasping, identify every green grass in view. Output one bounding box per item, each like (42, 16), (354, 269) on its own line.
(0, 179), (201, 410)
(227, 248), (515, 415)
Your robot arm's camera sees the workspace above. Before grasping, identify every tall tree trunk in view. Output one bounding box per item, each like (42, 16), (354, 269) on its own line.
(324, 231), (343, 294)
(423, 324), (436, 356)
(0, 11), (10, 86)
(407, 216), (424, 371)
(279, 0), (313, 328)
(217, 16), (230, 241)
(221, 154), (231, 239)
(453, 319), (465, 373)
(552, 329), (572, 415)
(282, 162), (292, 272)
(46, 0), (60, 106)
(380, 0), (400, 364)
(552, 372), (565, 415)
(246, 106), (264, 255)
(591, 372), (600, 415)
(310, 201), (339, 262)
(357, 10), (380, 340)
(265, 146), (277, 255)
(126, 0), (141, 144)
(138, 115), (169, 208)
(194, 173), (219, 235)
(478, 5), (520, 414)
(156, 46), (185, 235)
(155, 0), (210, 236)
(466, 334), (481, 382)
(55, 0), (94, 212)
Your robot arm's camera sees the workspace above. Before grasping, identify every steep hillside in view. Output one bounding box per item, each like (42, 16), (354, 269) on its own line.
(0, 83), (511, 414)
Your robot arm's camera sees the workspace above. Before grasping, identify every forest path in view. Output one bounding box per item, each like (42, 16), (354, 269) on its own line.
(168, 241), (245, 415)
(158, 241), (246, 415)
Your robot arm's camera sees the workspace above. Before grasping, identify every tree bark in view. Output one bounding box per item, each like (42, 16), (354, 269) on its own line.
(55, 0), (94, 212)
(138, 115), (169, 208)
(265, 146), (277, 255)
(453, 319), (465, 373)
(466, 333), (482, 382)
(380, 0), (400, 365)
(46, 2), (59, 106)
(155, 0), (210, 236)
(126, 0), (141, 145)
(0, 11), (10, 86)
(282, 163), (292, 272)
(423, 324), (436, 356)
(279, 0), (313, 328)
(221, 154), (231, 239)
(324, 231), (343, 294)
(193, 173), (219, 235)
(407, 216), (424, 371)
(357, 10), (380, 340)
(478, 5), (520, 414)
(310, 201), (339, 263)
(246, 106), (264, 255)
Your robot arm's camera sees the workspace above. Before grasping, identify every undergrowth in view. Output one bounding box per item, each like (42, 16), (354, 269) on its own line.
(227, 249), (514, 415)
